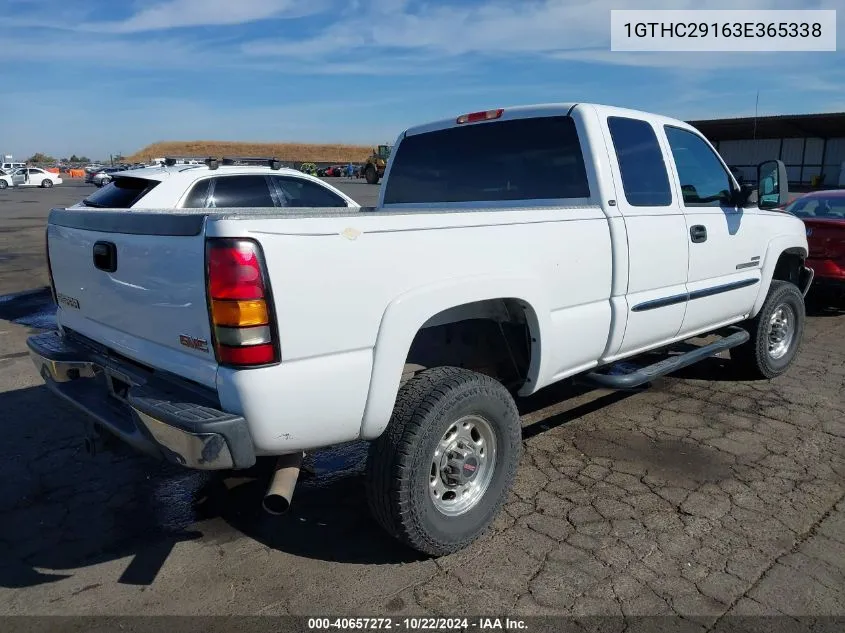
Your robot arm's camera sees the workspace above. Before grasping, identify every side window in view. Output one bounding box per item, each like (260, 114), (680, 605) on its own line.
(183, 179), (211, 207)
(206, 175), (275, 208)
(665, 126), (733, 206)
(272, 177), (347, 208)
(607, 117), (671, 207)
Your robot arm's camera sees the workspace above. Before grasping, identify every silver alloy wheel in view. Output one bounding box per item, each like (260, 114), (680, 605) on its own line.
(767, 303), (796, 360)
(429, 414), (497, 516)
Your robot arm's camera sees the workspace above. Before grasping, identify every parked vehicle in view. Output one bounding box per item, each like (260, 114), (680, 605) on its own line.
(11, 167), (63, 188)
(784, 190), (845, 302)
(0, 169), (12, 189)
(29, 104), (811, 557)
(71, 157), (359, 210)
(2, 161), (25, 172)
(321, 165), (344, 177)
(90, 167), (129, 187)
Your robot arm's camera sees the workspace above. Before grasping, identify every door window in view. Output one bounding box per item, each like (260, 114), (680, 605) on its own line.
(665, 126), (733, 206)
(183, 179), (211, 207)
(207, 175), (275, 208)
(271, 177), (348, 207)
(607, 117), (672, 207)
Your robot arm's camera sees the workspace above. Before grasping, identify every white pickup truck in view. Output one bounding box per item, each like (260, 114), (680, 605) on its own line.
(29, 103), (812, 556)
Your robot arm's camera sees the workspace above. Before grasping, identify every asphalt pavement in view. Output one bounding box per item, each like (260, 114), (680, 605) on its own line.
(0, 178), (843, 625)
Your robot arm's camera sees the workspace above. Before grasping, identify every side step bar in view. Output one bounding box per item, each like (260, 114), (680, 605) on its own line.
(580, 326), (750, 390)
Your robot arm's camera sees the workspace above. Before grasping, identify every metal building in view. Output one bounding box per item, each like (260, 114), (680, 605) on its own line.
(688, 112), (845, 189)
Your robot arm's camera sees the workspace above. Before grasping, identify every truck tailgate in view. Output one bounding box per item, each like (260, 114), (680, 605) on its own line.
(47, 210), (218, 388)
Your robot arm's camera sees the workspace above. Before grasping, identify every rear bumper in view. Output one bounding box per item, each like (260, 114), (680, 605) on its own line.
(27, 330), (256, 470)
(812, 277), (845, 294)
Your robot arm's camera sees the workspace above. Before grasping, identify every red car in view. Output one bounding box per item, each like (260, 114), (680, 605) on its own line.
(784, 190), (845, 302)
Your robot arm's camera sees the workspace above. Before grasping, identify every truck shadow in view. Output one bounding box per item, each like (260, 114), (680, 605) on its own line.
(805, 294), (845, 317)
(0, 383), (429, 591)
(0, 384), (210, 589)
(0, 377), (639, 587)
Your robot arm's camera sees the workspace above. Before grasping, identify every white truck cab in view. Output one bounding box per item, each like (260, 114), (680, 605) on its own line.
(29, 103), (811, 556)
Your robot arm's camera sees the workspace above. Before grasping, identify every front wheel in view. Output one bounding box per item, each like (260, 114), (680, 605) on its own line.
(364, 165), (378, 185)
(732, 280), (805, 379)
(365, 367), (522, 556)
(0, 180), (7, 189)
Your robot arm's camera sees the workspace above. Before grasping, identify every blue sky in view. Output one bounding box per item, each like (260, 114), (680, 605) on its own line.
(0, 0), (841, 160)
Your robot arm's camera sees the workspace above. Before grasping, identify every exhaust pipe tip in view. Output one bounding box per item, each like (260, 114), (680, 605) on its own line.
(262, 452), (303, 516)
(262, 494), (292, 516)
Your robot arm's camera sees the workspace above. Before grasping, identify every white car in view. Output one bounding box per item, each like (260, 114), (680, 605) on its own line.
(2, 161), (25, 172)
(89, 167), (127, 187)
(31, 104), (810, 557)
(0, 169), (12, 189)
(10, 167), (63, 188)
(71, 159), (359, 210)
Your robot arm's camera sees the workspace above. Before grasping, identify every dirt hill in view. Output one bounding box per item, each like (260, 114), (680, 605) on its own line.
(127, 141), (375, 164)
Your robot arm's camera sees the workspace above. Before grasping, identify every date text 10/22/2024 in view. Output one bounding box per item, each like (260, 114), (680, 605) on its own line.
(306, 618), (528, 631)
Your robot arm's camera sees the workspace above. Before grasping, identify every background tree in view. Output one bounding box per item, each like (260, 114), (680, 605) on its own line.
(26, 152), (56, 164)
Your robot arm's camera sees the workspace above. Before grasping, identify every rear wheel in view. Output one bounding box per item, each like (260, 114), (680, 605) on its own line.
(365, 366), (522, 556)
(41, 178), (53, 188)
(732, 280), (805, 379)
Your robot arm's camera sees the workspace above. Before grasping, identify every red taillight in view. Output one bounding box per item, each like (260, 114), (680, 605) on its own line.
(206, 238), (279, 367)
(217, 343), (276, 366)
(207, 241), (264, 300)
(456, 108), (504, 124)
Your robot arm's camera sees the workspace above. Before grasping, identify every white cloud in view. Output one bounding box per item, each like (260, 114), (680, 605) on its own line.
(239, 0), (841, 72)
(82, 0), (325, 33)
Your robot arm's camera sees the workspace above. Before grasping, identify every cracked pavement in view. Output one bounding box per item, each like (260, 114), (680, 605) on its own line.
(0, 184), (844, 621)
(1, 303), (842, 621)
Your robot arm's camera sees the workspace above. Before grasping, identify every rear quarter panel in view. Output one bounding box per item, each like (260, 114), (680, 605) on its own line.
(208, 206), (614, 449)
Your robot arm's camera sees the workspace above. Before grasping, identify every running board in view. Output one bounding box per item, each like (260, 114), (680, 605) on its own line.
(580, 326), (750, 390)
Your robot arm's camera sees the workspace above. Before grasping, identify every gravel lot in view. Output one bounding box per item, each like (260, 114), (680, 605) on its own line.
(0, 179), (843, 625)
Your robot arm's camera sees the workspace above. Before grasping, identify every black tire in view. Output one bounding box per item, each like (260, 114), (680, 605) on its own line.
(365, 366), (522, 556)
(365, 165), (378, 185)
(0, 180), (7, 190)
(41, 178), (53, 188)
(732, 280), (805, 379)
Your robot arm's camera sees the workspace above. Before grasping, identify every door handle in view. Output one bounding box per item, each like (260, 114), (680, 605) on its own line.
(690, 225), (707, 243)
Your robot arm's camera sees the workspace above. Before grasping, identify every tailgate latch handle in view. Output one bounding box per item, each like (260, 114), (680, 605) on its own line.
(93, 241), (118, 272)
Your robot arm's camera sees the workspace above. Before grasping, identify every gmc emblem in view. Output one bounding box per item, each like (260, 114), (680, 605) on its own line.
(179, 334), (209, 353)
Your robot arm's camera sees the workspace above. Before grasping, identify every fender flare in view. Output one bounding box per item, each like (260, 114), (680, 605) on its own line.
(358, 274), (551, 440)
(750, 235), (808, 317)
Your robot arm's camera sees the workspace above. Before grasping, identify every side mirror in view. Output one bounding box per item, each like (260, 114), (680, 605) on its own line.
(757, 160), (789, 209)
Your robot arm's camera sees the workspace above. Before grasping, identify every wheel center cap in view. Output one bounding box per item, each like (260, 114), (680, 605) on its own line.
(444, 451), (480, 486)
(461, 456), (479, 482)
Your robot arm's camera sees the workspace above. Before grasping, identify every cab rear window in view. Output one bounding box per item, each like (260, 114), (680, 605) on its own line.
(82, 177), (160, 209)
(382, 116), (591, 205)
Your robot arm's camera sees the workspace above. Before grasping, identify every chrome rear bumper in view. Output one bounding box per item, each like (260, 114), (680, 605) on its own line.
(27, 330), (255, 470)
